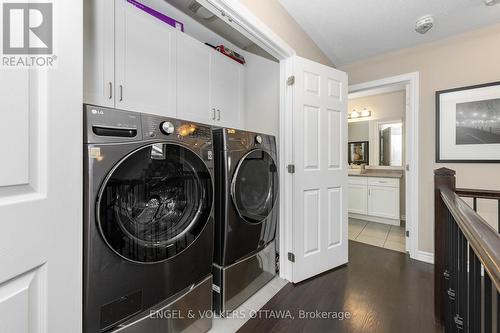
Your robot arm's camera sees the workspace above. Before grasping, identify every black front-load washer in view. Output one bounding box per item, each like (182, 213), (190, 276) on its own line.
(83, 105), (214, 333)
(212, 128), (279, 314)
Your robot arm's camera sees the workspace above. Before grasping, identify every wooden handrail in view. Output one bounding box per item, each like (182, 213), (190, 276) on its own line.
(441, 189), (500, 292)
(455, 188), (500, 200)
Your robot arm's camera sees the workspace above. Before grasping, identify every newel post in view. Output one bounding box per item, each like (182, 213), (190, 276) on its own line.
(434, 167), (456, 323)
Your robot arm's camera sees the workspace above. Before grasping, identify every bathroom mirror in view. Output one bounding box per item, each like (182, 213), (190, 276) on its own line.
(378, 122), (403, 166)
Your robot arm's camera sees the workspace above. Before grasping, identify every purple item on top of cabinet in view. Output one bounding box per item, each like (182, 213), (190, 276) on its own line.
(126, 0), (184, 31)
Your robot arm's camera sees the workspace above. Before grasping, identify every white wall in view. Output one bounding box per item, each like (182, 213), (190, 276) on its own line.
(341, 23), (500, 252)
(348, 121), (369, 142)
(348, 90), (406, 168)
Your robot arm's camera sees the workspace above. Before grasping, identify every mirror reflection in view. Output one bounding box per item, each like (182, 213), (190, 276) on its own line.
(379, 122), (403, 166)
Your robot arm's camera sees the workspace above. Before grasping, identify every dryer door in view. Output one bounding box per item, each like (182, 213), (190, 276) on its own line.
(231, 149), (279, 224)
(97, 143), (213, 263)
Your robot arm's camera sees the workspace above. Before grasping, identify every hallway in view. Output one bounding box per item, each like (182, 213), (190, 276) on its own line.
(238, 241), (443, 333)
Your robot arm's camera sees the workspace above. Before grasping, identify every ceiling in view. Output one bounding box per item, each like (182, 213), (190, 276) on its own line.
(279, 0), (500, 65)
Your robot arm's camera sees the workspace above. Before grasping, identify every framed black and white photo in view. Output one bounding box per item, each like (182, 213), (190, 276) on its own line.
(436, 81), (500, 163)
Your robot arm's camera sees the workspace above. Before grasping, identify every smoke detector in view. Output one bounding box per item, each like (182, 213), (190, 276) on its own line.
(484, 0), (500, 6)
(415, 15), (434, 34)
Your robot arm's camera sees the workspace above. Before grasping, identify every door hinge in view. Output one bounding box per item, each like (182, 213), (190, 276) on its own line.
(405, 164), (410, 171)
(287, 75), (295, 86)
(287, 252), (295, 263)
(287, 164), (295, 174)
(406, 230), (409, 237)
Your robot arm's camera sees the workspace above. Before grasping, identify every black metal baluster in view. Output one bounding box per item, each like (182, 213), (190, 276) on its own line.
(497, 291), (499, 333)
(451, 215), (459, 332)
(485, 274), (492, 333)
(454, 229), (466, 331)
(443, 211), (455, 332)
(469, 250), (481, 333)
(473, 197), (477, 212)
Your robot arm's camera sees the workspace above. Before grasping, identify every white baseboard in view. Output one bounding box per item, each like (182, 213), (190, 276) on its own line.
(349, 213), (400, 226)
(414, 250), (434, 264)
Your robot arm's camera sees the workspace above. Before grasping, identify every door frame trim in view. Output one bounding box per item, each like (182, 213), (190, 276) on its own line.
(349, 72), (421, 261)
(196, 0), (297, 280)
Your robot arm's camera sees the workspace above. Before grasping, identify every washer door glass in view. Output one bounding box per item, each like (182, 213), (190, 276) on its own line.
(232, 149), (278, 224)
(97, 143), (212, 263)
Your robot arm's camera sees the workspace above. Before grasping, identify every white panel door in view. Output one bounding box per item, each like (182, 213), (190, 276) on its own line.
(176, 31), (214, 124)
(292, 56), (348, 283)
(0, 1), (82, 333)
(368, 186), (400, 219)
(348, 185), (368, 215)
(212, 52), (244, 128)
(115, 0), (177, 116)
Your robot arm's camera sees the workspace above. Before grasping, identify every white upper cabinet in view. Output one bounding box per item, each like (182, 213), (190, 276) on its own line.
(176, 31), (213, 123)
(177, 31), (244, 128)
(84, 0), (245, 126)
(83, 0), (114, 108)
(115, 0), (176, 116)
(211, 51), (244, 128)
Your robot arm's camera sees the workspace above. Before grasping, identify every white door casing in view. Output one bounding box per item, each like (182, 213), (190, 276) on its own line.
(291, 56), (348, 283)
(0, 1), (82, 333)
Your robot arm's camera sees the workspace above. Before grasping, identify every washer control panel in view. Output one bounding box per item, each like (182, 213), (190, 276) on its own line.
(142, 113), (212, 142)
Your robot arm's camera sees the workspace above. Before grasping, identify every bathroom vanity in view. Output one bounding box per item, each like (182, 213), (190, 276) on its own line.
(348, 170), (403, 226)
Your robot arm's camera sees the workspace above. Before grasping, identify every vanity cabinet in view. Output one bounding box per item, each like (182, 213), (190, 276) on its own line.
(348, 176), (400, 225)
(347, 177), (368, 215)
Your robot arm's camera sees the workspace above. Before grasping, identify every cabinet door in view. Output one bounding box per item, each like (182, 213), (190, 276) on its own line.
(348, 184), (368, 215)
(115, 0), (176, 116)
(83, 0), (115, 107)
(367, 186), (400, 219)
(177, 31), (214, 124)
(211, 52), (244, 128)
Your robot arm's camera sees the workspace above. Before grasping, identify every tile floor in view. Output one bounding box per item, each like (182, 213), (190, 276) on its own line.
(348, 218), (406, 253)
(208, 276), (288, 333)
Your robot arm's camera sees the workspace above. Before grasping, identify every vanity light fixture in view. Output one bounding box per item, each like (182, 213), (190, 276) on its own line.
(348, 108), (371, 119)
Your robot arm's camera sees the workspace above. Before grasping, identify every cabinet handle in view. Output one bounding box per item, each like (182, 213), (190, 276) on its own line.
(108, 82), (113, 99)
(119, 85), (123, 102)
(217, 109), (221, 121)
(211, 108), (216, 120)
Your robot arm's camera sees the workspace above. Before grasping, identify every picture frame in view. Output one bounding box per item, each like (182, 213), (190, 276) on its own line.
(436, 81), (500, 163)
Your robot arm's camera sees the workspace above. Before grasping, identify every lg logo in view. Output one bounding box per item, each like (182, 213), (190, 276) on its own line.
(2, 3), (53, 55)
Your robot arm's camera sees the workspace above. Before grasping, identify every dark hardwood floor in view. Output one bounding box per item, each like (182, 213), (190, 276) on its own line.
(238, 241), (443, 333)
